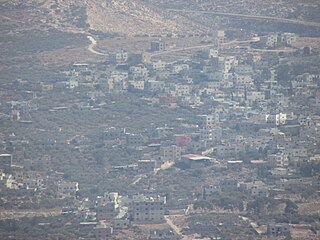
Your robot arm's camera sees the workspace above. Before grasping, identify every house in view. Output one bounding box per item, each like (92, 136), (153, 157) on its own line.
(266, 33), (279, 47)
(199, 126), (222, 142)
(159, 145), (181, 163)
(57, 181), (79, 195)
(129, 80), (145, 91)
(172, 64), (189, 74)
(208, 48), (219, 58)
(251, 187), (269, 197)
(267, 223), (290, 237)
(126, 133), (145, 147)
(222, 56), (238, 73)
(113, 207), (130, 229)
(22, 176), (44, 191)
(265, 113), (287, 126)
(147, 80), (165, 92)
(219, 179), (238, 192)
(174, 84), (191, 96)
(130, 65), (149, 79)
(267, 153), (289, 168)
(96, 202), (117, 220)
(197, 114), (218, 129)
(202, 185), (219, 198)
(281, 33), (297, 46)
(152, 61), (166, 71)
(130, 195), (165, 223)
(96, 192), (119, 208)
(94, 224), (113, 240)
(151, 40), (166, 52)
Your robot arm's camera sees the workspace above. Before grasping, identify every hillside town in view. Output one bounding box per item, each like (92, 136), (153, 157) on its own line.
(1, 3), (320, 239)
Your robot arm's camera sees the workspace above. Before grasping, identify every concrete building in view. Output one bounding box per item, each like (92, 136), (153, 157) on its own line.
(126, 133), (145, 146)
(199, 126), (222, 142)
(159, 145), (181, 163)
(219, 179), (238, 192)
(129, 80), (145, 90)
(130, 195), (165, 223)
(96, 202), (117, 220)
(94, 224), (113, 240)
(152, 61), (166, 71)
(57, 181), (79, 195)
(265, 113), (287, 126)
(267, 223), (290, 237)
(197, 114), (218, 129)
(151, 40), (166, 52)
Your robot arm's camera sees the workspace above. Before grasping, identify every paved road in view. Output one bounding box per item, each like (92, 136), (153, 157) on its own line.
(87, 36), (108, 56)
(150, 37), (260, 58)
(167, 9), (320, 28)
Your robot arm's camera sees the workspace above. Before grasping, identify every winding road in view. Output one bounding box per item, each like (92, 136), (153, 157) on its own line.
(87, 36), (108, 56)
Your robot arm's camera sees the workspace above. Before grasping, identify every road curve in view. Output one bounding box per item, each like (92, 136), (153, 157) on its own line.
(87, 36), (108, 56)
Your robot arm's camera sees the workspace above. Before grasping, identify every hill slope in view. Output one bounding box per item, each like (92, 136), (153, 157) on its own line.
(0, 0), (209, 36)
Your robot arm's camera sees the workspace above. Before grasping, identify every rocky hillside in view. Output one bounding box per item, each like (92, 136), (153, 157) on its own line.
(0, 0), (208, 36)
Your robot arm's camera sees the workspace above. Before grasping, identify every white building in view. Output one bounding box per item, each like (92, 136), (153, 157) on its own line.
(265, 113), (287, 126)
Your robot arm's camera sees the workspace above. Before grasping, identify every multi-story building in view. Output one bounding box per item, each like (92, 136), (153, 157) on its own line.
(265, 113), (287, 126)
(151, 40), (166, 52)
(159, 145), (181, 163)
(219, 179), (238, 192)
(57, 181), (79, 195)
(197, 114), (218, 129)
(96, 202), (117, 220)
(199, 126), (222, 142)
(126, 133), (145, 147)
(94, 224), (114, 240)
(130, 195), (165, 223)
